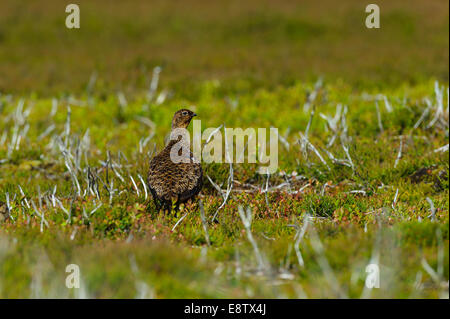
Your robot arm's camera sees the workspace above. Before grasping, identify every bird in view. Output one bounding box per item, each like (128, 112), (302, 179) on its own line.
(0, 201), (9, 223)
(147, 109), (203, 213)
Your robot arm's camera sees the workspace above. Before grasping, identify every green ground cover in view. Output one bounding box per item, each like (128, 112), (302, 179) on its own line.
(0, 0), (448, 298)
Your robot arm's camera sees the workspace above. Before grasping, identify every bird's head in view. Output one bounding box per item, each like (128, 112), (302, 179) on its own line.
(171, 109), (197, 129)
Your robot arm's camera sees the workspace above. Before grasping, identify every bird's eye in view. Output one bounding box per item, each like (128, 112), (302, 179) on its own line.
(182, 111), (188, 116)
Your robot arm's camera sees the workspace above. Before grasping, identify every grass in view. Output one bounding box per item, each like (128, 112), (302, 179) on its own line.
(0, 79), (448, 298)
(0, 0), (448, 299)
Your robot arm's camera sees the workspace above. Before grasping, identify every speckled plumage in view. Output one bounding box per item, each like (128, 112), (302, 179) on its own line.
(147, 109), (202, 213)
(0, 201), (9, 223)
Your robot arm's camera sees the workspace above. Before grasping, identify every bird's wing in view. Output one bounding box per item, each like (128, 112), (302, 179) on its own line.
(175, 161), (203, 202)
(147, 155), (171, 199)
(148, 153), (202, 201)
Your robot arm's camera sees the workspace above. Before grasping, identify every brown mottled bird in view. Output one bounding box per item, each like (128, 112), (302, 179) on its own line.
(147, 109), (202, 213)
(0, 201), (9, 223)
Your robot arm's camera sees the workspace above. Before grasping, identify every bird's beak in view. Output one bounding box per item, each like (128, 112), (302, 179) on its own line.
(192, 113), (197, 117)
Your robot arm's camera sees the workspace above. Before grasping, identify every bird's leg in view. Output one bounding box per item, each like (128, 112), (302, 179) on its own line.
(146, 199), (154, 213)
(174, 196), (181, 212)
(155, 196), (162, 211)
(148, 187), (162, 212)
(163, 200), (172, 214)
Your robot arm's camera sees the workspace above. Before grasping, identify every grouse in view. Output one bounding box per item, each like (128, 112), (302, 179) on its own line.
(147, 109), (203, 213)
